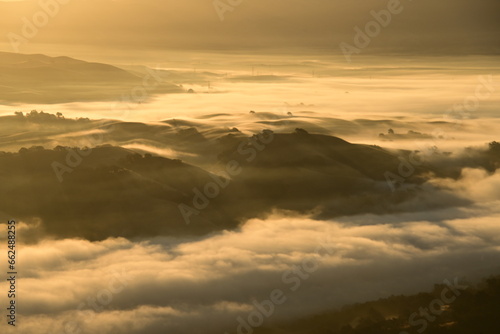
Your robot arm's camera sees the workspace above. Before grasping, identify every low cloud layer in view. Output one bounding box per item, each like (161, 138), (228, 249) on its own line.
(2, 168), (500, 333)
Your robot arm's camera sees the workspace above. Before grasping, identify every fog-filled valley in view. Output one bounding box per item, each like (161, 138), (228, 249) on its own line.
(0, 0), (499, 332)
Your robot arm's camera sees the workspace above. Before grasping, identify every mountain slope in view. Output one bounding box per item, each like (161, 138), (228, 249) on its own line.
(0, 128), (492, 240)
(254, 276), (500, 334)
(0, 145), (233, 240)
(216, 129), (456, 220)
(0, 52), (182, 103)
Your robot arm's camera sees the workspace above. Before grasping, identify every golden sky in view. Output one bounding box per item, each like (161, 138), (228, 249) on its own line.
(1, 0), (499, 54)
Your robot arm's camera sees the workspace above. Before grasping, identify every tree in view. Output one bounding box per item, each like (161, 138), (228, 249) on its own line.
(295, 128), (309, 135)
(489, 141), (500, 153)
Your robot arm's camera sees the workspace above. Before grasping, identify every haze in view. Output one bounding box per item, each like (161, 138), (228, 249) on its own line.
(0, 1), (499, 334)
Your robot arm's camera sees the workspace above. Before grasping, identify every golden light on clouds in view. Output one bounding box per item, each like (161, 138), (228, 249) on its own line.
(0, 0), (499, 333)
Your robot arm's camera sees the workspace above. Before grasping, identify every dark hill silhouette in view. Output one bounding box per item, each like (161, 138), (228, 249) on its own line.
(1, 128), (496, 240)
(253, 276), (500, 334)
(0, 145), (234, 240)
(217, 130), (462, 220)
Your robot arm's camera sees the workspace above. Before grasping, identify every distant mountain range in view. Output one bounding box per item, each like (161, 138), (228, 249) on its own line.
(0, 52), (183, 103)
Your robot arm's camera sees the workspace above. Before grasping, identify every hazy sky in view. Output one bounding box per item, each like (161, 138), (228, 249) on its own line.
(1, 0), (499, 55)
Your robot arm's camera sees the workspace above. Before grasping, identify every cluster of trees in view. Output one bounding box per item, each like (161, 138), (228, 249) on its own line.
(13, 110), (90, 122)
(489, 141), (500, 154)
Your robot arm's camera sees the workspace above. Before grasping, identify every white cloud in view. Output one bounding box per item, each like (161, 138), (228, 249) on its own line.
(4, 200), (500, 334)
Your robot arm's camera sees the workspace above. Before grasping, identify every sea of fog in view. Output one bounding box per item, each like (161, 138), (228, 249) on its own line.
(0, 53), (499, 334)
(1, 54), (498, 152)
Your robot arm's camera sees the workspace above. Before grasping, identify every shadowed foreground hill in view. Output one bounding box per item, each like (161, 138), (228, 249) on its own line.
(254, 276), (500, 334)
(0, 130), (487, 240)
(0, 145), (233, 240)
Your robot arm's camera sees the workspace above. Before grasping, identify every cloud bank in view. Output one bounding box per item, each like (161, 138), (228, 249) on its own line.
(3, 166), (500, 334)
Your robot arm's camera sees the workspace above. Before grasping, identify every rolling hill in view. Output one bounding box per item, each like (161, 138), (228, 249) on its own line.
(0, 128), (482, 240)
(0, 51), (183, 103)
